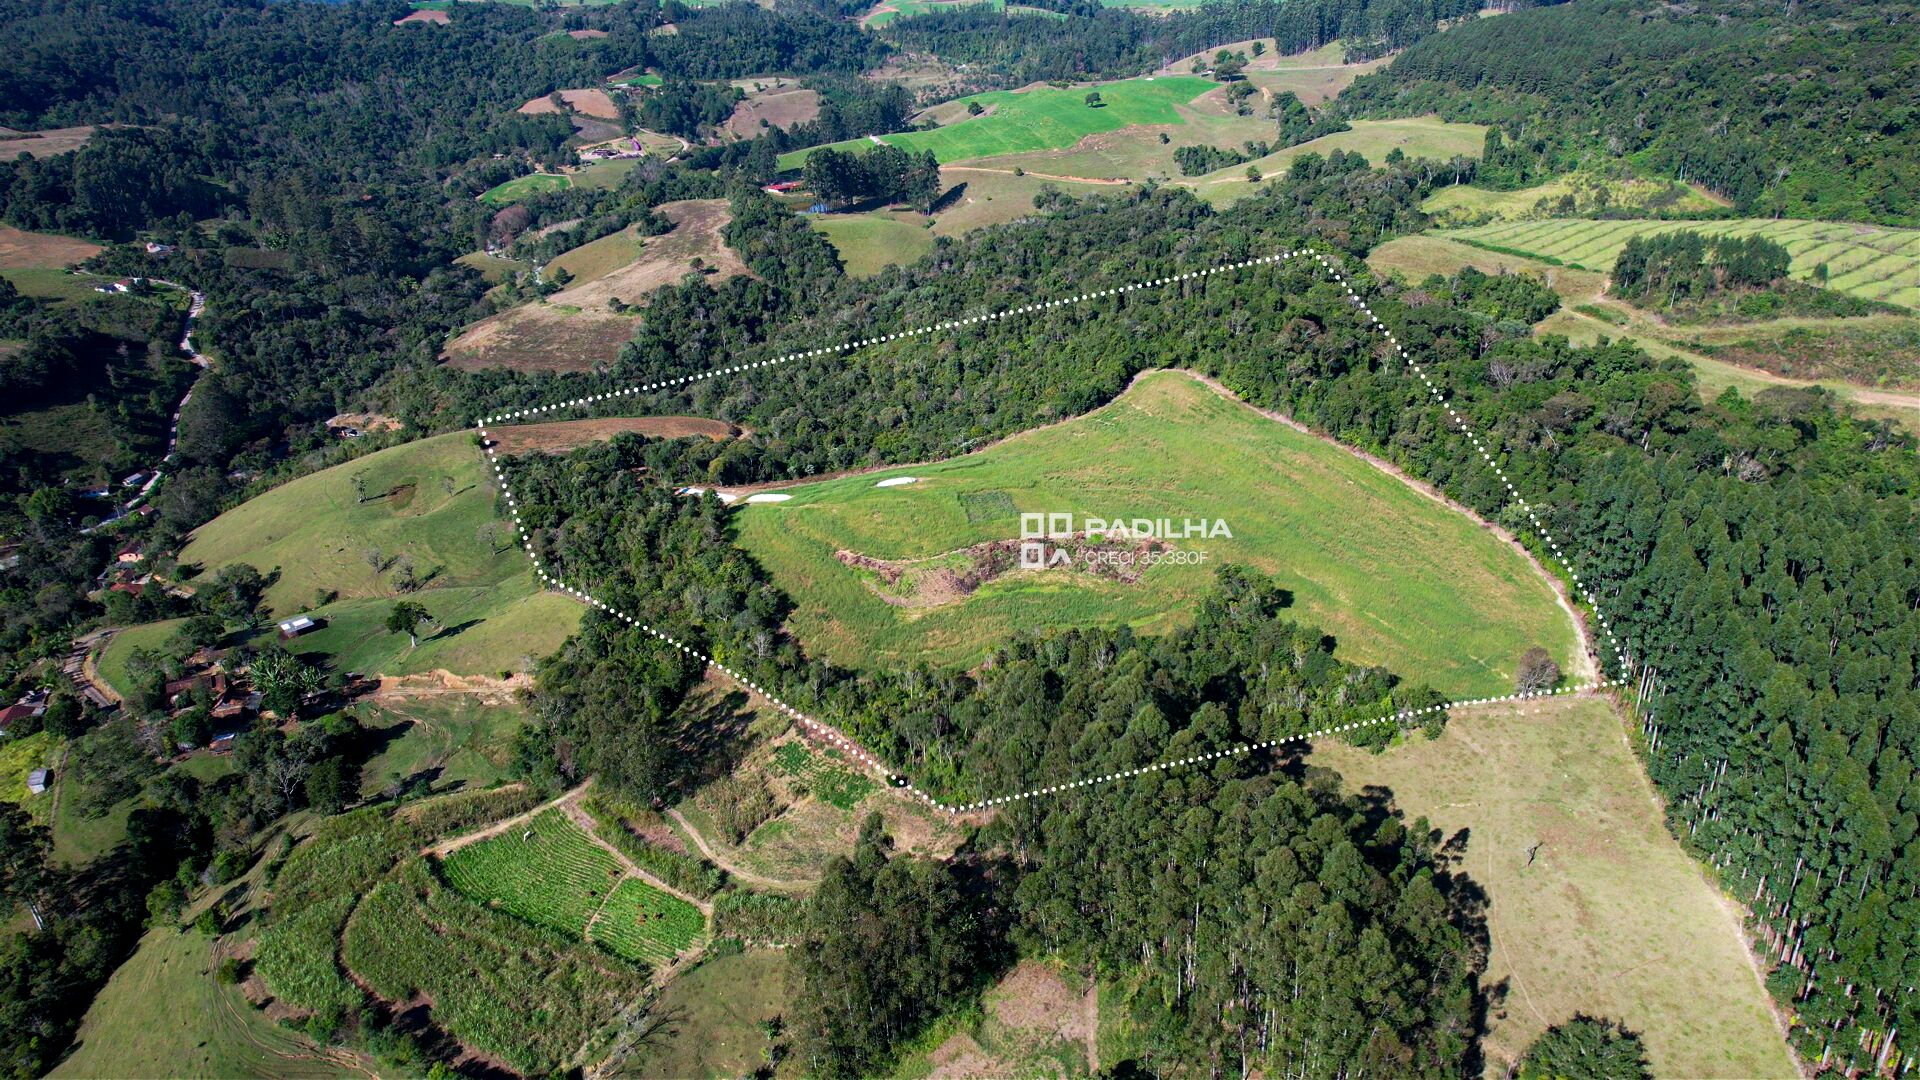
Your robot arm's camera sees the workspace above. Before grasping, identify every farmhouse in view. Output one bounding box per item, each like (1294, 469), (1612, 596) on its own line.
(278, 614), (317, 638)
(26, 769), (49, 796)
(113, 540), (143, 564)
(0, 691), (48, 735)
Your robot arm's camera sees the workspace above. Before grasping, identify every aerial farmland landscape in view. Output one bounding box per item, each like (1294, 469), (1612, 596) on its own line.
(2, 0), (1918, 1077)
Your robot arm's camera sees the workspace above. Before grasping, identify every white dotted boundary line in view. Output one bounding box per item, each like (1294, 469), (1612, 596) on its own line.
(477, 253), (1301, 427)
(473, 247), (1631, 815)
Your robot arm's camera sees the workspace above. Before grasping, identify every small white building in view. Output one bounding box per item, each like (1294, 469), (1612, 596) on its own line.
(278, 614), (316, 639)
(26, 769), (49, 795)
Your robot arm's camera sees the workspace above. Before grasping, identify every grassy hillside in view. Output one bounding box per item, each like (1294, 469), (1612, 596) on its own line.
(1180, 117), (1486, 204)
(1311, 697), (1796, 1080)
(1422, 173), (1728, 225)
(158, 433), (582, 678)
(180, 433), (519, 616)
(809, 214), (936, 276)
(1443, 218), (1920, 309)
(50, 928), (351, 1080)
(477, 172), (570, 205)
(735, 370), (1578, 698)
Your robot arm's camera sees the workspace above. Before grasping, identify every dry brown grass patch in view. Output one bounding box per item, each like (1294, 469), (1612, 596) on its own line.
(725, 88), (821, 137)
(517, 89), (619, 120)
(0, 125), (95, 158)
(0, 225), (103, 270)
(487, 416), (737, 454)
(442, 199), (746, 372)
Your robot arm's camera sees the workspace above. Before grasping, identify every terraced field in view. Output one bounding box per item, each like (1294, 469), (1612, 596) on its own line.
(439, 808), (705, 965)
(588, 877), (705, 964)
(1444, 218), (1920, 309)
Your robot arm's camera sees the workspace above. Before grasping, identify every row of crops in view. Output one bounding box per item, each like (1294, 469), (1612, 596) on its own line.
(438, 808), (709, 965)
(252, 787), (711, 1075)
(344, 859), (649, 1076)
(1443, 218), (1920, 309)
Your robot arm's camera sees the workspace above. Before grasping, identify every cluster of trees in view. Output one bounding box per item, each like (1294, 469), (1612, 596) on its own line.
(801, 144), (942, 211)
(633, 77), (743, 139)
(791, 816), (1005, 1077)
(652, 0), (886, 80)
(1517, 1016), (1651, 1080)
(881, 0), (1484, 87)
(1173, 140), (1270, 176)
(1337, 0), (1920, 224)
(1610, 231), (1790, 307)
(1275, 88), (1350, 146)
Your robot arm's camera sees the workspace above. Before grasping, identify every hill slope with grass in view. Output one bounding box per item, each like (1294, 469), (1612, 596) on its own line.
(163, 432), (580, 677)
(735, 369), (1580, 697)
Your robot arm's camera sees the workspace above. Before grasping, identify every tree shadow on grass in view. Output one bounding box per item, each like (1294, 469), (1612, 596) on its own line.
(669, 684), (758, 799)
(431, 618), (483, 643)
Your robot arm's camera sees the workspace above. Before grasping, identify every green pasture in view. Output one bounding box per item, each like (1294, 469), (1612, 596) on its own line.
(179, 433), (519, 617)
(734, 370), (1578, 697)
(777, 75), (1217, 168)
(478, 173), (571, 206)
(809, 213), (936, 276)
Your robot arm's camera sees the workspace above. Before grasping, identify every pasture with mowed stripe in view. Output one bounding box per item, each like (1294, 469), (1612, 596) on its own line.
(1443, 218), (1920, 309)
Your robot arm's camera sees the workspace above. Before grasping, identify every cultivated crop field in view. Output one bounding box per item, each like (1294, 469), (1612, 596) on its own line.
(1366, 234), (1920, 432)
(344, 859), (646, 1076)
(734, 370), (1579, 697)
(1444, 218), (1920, 309)
(1311, 697), (1797, 1080)
(440, 808), (625, 937)
(439, 808), (706, 964)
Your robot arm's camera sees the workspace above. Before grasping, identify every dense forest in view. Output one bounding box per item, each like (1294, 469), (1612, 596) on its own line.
(1337, 0), (1920, 224)
(882, 0), (1485, 86)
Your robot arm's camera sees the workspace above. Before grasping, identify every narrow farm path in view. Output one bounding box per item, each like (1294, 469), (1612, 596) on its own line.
(666, 807), (814, 893)
(560, 799), (713, 914)
(943, 164), (1130, 186)
(424, 780), (582, 858)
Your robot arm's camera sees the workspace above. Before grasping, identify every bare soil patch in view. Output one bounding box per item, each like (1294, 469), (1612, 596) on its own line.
(443, 199), (745, 372)
(566, 28), (607, 39)
(0, 125), (95, 158)
(487, 416), (738, 454)
(0, 224), (103, 269)
(726, 88), (821, 138)
(928, 1033), (1013, 1080)
(371, 669), (530, 706)
(394, 8), (449, 24)
(990, 961), (1091, 1047)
